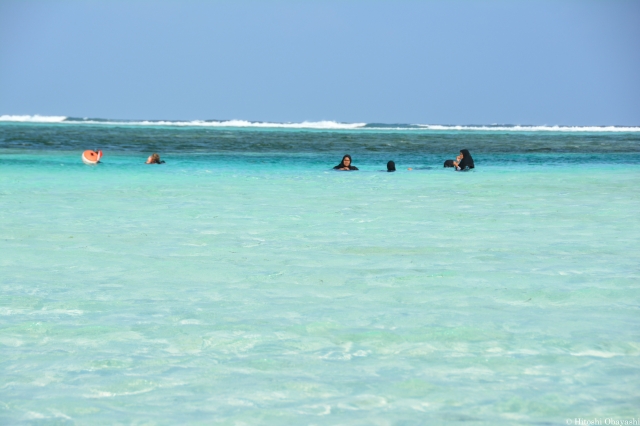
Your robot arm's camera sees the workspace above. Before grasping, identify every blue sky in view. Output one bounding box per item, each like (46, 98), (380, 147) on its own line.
(1, 0), (638, 125)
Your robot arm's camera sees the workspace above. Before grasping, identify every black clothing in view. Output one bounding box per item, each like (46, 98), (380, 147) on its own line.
(334, 155), (359, 170)
(457, 149), (474, 170)
(387, 161), (396, 172)
(443, 159), (455, 168)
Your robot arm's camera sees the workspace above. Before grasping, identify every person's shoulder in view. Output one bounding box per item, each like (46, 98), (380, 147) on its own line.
(350, 166), (359, 170)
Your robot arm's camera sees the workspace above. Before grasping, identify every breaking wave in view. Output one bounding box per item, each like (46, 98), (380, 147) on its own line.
(1, 115), (639, 132)
(413, 124), (640, 132)
(0, 116), (364, 129)
(0, 115), (67, 123)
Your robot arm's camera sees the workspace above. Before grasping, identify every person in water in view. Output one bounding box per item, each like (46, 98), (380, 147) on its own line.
(443, 159), (455, 168)
(453, 149), (474, 170)
(386, 161), (396, 172)
(146, 153), (165, 164)
(333, 155), (359, 170)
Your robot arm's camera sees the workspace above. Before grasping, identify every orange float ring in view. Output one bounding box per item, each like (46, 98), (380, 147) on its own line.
(82, 150), (103, 165)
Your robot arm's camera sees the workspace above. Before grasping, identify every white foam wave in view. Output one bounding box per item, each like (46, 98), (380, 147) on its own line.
(0, 116), (364, 129)
(0, 114), (67, 123)
(1, 115), (638, 132)
(414, 124), (640, 132)
(134, 119), (366, 129)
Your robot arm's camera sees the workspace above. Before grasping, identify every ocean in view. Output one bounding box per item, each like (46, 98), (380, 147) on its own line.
(1, 117), (639, 424)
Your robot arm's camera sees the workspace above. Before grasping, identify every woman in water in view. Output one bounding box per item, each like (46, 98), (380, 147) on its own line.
(333, 155), (359, 170)
(386, 161), (396, 172)
(146, 153), (165, 164)
(453, 149), (474, 171)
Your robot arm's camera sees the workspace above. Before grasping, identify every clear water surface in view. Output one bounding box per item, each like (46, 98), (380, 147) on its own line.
(1, 122), (639, 424)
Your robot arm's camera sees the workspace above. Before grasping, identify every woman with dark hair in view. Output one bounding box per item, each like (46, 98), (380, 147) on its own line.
(333, 155), (359, 170)
(386, 161), (396, 172)
(453, 149), (474, 171)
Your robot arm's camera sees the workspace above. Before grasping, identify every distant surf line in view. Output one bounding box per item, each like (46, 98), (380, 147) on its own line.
(1, 115), (639, 132)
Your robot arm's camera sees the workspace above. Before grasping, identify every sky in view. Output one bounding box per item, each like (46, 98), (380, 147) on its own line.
(1, 0), (639, 125)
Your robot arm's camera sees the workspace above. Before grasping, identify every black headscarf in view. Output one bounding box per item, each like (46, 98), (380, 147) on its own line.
(443, 159), (455, 168)
(458, 149), (474, 170)
(333, 154), (359, 170)
(387, 161), (396, 172)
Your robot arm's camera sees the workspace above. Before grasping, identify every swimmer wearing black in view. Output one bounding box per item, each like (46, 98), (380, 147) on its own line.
(453, 149), (474, 171)
(333, 155), (359, 171)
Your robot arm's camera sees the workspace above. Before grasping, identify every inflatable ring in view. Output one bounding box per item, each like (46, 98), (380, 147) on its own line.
(82, 150), (103, 165)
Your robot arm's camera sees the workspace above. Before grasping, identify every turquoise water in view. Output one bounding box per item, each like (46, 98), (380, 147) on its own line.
(1, 123), (640, 424)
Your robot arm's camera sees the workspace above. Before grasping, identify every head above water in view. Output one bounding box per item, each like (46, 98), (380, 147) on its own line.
(334, 154), (352, 168)
(146, 153), (162, 164)
(333, 154), (359, 170)
(458, 149), (474, 169)
(387, 161), (396, 172)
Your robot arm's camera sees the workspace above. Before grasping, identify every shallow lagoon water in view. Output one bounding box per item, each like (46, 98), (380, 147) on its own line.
(1, 124), (640, 424)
